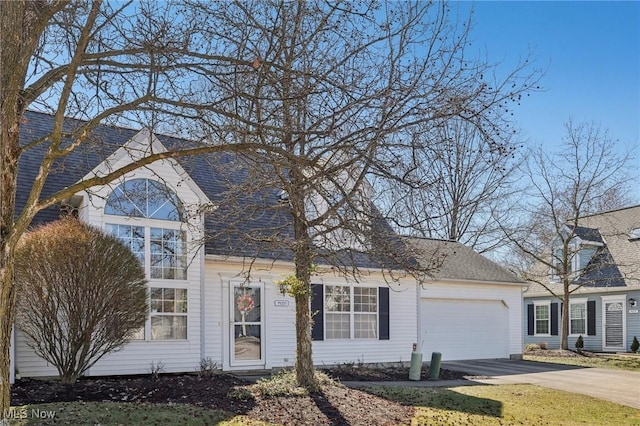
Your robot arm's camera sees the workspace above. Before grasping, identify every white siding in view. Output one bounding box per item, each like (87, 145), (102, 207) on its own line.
(204, 260), (418, 370)
(312, 277), (418, 365)
(420, 281), (523, 359)
(204, 261), (299, 371)
(201, 262), (224, 367)
(15, 330), (59, 378)
(16, 138), (210, 378)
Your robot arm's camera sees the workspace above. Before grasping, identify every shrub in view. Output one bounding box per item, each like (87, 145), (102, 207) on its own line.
(575, 335), (584, 352)
(631, 336), (639, 353)
(254, 369), (337, 397)
(228, 386), (254, 401)
(539, 341), (548, 350)
(150, 360), (166, 379)
(197, 357), (221, 377)
(14, 218), (148, 384)
(525, 343), (540, 352)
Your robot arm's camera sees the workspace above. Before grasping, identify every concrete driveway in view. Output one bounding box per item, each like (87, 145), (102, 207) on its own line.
(442, 359), (640, 409)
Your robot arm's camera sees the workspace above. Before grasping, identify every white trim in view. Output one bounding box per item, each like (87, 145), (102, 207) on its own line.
(199, 241), (206, 363)
(149, 286), (189, 341)
(229, 281), (266, 368)
(601, 294), (626, 351)
(204, 254), (412, 277)
(533, 301), (551, 336)
(104, 216), (189, 282)
(323, 284), (380, 341)
(568, 299), (588, 337)
(82, 129), (212, 206)
(420, 277), (526, 287)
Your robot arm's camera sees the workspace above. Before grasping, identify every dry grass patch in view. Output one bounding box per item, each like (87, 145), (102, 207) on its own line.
(368, 384), (640, 425)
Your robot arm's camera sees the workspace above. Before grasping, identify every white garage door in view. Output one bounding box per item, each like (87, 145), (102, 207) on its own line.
(420, 298), (509, 361)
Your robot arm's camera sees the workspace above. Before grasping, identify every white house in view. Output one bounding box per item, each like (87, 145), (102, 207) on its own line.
(11, 111), (525, 381)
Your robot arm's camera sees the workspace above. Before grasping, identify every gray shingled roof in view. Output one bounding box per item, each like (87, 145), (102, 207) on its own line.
(570, 225), (604, 243)
(576, 205), (640, 288)
(404, 237), (525, 284)
(19, 111), (526, 281)
(16, 111), (404, 270)
(524, 205), (640, 297)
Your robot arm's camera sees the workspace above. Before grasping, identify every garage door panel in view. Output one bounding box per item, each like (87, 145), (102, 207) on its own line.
(421, 298), (508, 361)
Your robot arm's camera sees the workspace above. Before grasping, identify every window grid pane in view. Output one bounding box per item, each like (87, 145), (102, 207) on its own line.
(354, 313), (377, 338)
(535, 305), (550, 335)
(105, 178), (182, 221)
(325, 286), (350, 312)
(325, 286), (379, 340)
(150, 287), (187, 340)
(108, 224), (145, 265)
(150, 228), (187, 280)
(326, 313), (350, 339)
(570, 303), (586, 335)
(354, 287), (377, 313)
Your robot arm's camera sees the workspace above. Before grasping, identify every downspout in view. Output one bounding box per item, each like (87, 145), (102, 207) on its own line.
(415, 279), (423, 354)
(199, 239), (206, 362)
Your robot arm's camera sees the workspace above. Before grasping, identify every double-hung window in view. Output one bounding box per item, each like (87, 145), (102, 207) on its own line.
(569, 300), (587, 335)
(150, 288), (188, 339)
(325, 285), (378, 339)
(105, 178), (188, 341)
(535, 303), (550, 335)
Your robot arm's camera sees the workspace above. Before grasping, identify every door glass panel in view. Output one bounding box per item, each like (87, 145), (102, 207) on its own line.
(233, 287), (261, 361)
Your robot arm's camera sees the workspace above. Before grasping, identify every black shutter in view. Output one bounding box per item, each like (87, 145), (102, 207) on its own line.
(551, 302), (559, 336)
(527, 304), (535, 335)
(587, 300), (596, 336)
(310, 284), (324, 341)
(379, 287), (390, 340)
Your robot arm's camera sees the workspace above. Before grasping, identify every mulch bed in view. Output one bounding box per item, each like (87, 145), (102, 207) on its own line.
(321, 365), (467, 381)
(10, 366), (467, 425)
(525, 348), (594, 357)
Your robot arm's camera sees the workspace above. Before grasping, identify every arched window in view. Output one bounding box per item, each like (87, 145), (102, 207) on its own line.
(105, 178), (183, 221)
(105, 179), (188, 341)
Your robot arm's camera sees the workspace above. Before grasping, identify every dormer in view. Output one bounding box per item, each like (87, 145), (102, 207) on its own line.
(550, 225), (604, 282)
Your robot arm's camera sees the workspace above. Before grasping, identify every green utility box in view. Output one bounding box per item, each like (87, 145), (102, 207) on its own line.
(428, 351), (442, 380)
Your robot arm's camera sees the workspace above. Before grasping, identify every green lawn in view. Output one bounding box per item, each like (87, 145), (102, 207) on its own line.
(7, 402), (269, 426)
(8, 384), (639, 425)
(524, 353), (640, 372)
(369, 384), (640, 426)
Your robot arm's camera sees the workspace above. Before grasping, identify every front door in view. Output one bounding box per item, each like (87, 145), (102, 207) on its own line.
(230, 283), (264, 366)
(602, 297), (625, 352)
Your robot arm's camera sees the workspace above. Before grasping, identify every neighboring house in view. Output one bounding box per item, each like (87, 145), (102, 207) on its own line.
(11, 111), (524, 381)
(523, 206), (640, 352)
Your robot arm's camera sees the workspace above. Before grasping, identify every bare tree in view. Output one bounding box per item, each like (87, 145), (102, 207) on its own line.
(0, 0), (538, 409)
(186, 0), (539, 387)
(0, 0), (290, 411)
(376, 118), (522, 254)
(14, 218), (147, 384)
(506, 120), (635, 349)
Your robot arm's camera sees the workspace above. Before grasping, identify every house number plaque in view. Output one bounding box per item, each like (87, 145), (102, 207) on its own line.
(274, 300), (290, 307)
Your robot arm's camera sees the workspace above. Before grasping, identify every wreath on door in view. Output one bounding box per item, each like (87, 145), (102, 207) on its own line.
(237, 294), (255, 313)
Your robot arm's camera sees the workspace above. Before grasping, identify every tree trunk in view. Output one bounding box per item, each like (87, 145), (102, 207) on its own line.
(294, 290), (315, 389)
(291, 211), (317, 390)
(561, 288), (570, 350)
(0, 254), (17, 418)
(1, 0), (30, 413)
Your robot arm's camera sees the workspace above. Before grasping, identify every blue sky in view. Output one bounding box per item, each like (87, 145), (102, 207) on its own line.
(456, 1), (639, 195)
